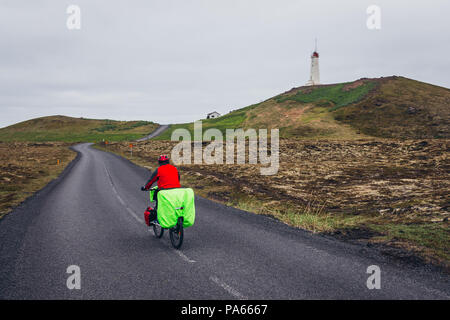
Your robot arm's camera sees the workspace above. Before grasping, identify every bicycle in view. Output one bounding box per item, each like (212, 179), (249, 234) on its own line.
(143, 186), (188, 250)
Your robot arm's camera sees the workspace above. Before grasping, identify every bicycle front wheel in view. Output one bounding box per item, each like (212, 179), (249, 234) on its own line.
(153, 223), (164, 238)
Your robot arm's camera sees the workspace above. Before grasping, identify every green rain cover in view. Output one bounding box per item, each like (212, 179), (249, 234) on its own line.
(154, 188), (196, 229)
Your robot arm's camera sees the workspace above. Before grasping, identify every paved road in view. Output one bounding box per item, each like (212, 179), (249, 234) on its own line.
(0, 143), (448, 299)
(136, 125), (169, 141)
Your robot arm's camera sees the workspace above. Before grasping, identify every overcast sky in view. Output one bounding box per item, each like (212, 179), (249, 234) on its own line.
(0, 0), (449, 128)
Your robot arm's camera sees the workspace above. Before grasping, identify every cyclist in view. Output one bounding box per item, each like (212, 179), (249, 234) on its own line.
(141, 155), (181, 222)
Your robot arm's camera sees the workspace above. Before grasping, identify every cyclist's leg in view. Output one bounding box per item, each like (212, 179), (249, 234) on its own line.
(154, 189), (159, 210)
(152, 189), (160, 222)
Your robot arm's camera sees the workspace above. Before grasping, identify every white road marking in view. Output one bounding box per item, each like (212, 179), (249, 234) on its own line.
(176, 251), (196, 263)
(117, 195), (125, 206)
(125, 206), (143, 223)
(209, 276), (247, 300)
(104, 164), (143, 224)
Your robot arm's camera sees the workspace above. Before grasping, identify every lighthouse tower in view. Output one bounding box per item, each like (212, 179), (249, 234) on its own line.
(306, 40), (320, 86)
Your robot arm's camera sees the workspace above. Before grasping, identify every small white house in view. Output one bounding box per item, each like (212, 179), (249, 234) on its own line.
(206, 111), (221, 119)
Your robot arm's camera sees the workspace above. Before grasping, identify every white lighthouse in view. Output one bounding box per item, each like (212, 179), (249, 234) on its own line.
(306, 40), (320, 86)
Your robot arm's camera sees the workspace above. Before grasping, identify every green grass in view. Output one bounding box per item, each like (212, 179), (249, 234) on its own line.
(0, 131), (148, 143)
(154, 110), (250, 141)
(369, 222), (450, 261)
(0, 116), (159, 143)
(93, 120), (152, 133)
(333, 77), (450, 139)
(232, 197), (377, 233)
(276, 82), (376, 110)
(156, 77), (449, 141)
(154, 82), (379, 141)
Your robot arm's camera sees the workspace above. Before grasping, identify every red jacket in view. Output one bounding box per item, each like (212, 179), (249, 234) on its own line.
(145, 163), (181, 190)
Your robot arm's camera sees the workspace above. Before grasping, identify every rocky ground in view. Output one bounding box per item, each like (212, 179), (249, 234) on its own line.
(0, 142), (76, 218)
(100, 139), (450, 268)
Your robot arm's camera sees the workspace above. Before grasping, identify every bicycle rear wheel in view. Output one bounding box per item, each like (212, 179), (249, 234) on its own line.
(169, 218), (184, 249)
(153, 223), (164, 238)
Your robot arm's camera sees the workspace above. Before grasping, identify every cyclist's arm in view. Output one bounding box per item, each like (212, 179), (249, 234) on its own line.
(144, 169), (158, 190)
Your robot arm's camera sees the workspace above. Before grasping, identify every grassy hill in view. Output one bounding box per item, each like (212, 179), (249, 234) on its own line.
(2, 77), (448, 142)
(0, 116), (159, 142)
(156, 76), (450, 140)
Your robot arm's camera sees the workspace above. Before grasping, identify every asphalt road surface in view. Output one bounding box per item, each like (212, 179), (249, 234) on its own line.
(136, 125), (169, 141)
(0, 143), (448, 299)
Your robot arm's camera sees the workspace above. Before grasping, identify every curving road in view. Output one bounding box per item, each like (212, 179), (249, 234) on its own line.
(0, 143), (448, 299)
(136, 125), (169, 141)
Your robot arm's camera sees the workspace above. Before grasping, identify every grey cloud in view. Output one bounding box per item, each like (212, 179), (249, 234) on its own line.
(0, 0), (449, 127)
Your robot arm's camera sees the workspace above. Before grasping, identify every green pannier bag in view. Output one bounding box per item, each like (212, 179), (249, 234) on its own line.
(149, 187), (157, 202)
(153, 188), (195, 229)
